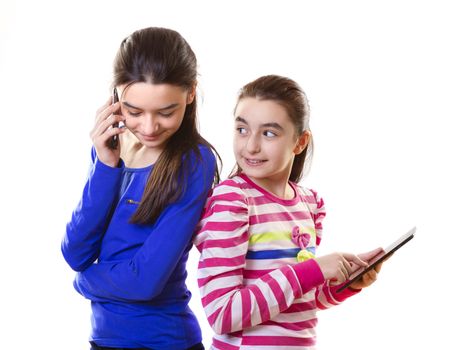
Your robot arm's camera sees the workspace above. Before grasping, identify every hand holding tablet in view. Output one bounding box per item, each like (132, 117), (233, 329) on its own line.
(336, 227), (416, 293)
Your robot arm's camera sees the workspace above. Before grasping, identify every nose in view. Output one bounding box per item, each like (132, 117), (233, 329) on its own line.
(140, 113), (159, 135)
(246, 133), (260, 154)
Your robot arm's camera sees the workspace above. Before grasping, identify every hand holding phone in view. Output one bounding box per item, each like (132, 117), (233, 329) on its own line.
(90, 90), (125, 168)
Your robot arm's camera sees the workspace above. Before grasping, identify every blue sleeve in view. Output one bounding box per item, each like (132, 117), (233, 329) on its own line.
(73, 146), (216, 302)
(61, 149), (123, 271)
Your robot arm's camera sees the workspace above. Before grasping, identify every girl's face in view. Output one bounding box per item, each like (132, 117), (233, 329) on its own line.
(118, 82), (194, 151)
(233, 97), (308, 190)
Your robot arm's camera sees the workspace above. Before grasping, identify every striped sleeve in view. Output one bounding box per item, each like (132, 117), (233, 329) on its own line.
(194, 180), (324, 335)
(309, 189), (325, 247)
(305, 190), (361, 309)
(315, 281), (361, 310)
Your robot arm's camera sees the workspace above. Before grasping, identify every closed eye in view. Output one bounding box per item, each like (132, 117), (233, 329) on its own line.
(122, 105), (142, 117)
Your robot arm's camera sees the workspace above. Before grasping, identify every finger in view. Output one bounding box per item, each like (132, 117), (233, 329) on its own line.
(341, 257), (354, 277)
(343, 253), (368, 267)
(359, 247), (384, 262)
(96, 123), (126, 147)
(365, 269), (378, 283)
(374, 261), (383, 273)
(339, 260), (350, 281)
(95, 101), (121, 124)
(373, 254), (390, 274)
(334, 271), (346, 285)
(91, 113), (124, 139)
(95, 96), (113, 120)
(91, 114), (125, 141)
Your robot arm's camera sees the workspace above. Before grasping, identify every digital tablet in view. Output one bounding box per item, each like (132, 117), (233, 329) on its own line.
(336, 226), (416, 293)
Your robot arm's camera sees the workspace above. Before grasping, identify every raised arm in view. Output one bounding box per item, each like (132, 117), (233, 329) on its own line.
(61, 148), (122, 271)
(73, 147), (216, 302)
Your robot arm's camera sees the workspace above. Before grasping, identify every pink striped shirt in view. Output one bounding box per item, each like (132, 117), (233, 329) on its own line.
(195, 174), (359, 350)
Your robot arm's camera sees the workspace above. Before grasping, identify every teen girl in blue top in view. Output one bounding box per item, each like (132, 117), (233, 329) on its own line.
(61, 27), (220, 350)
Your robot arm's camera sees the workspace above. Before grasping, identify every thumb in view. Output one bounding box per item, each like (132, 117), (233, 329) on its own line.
(358, 247), (384, 262)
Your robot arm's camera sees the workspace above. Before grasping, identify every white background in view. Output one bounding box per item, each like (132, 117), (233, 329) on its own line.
(1, 0), (463, 349)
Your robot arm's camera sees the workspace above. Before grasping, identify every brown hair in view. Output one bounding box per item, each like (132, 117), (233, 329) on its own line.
(230, 75), (312, 183)
(113, 27), (220, 225)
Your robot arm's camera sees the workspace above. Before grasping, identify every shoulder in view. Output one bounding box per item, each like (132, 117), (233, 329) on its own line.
(293, 183), (325, 211)
(198, 176), (250, 233)
(197, 143), (216, 165)
(182, 144), (217, 181)
(211, 176), (248, 196)
(185, 144), (216, 170)
(206, 176), (249, 208)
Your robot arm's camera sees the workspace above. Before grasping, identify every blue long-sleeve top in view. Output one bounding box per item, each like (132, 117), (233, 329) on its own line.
(61, 145), (216, 349)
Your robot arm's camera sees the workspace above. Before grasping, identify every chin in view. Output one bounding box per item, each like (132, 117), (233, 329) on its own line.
(242, 169), (269, 180)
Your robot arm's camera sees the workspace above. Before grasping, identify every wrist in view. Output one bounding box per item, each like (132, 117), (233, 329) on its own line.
(293, 259), (325, 294)
(348, 285), (362, 292)
(97, 157), (122, 169)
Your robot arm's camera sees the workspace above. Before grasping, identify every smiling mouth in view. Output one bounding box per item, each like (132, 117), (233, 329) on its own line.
(245, 158), (267, 165)
(141, 132), (163, 141)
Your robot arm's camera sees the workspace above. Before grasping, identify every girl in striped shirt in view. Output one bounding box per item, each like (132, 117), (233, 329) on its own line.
(194, 75), (384, 349)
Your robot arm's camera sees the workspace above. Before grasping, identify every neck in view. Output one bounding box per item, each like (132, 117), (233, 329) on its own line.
(247, 175), (294, 200)
(120, 132), (162, 168)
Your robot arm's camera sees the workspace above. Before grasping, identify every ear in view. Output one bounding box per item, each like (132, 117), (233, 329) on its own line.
(293, 130), (311, 155)
(186, 82), (197, 104)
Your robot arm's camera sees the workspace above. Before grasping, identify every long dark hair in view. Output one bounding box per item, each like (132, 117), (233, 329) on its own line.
(230, 75), (312, 183)
(113, 27), (220, 225)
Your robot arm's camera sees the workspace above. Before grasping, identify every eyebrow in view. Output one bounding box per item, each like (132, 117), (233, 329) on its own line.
(122, 101), (179, 111)
(235, 116), (284, 131)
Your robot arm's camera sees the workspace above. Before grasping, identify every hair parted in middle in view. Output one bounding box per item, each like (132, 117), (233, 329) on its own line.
(113, 27), (221, 225)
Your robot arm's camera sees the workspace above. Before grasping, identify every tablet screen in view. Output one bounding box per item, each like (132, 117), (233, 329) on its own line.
(336, 227), (416, 293)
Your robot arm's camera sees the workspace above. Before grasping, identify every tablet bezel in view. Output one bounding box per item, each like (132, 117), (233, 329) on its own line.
(335, 226), (416, 293)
